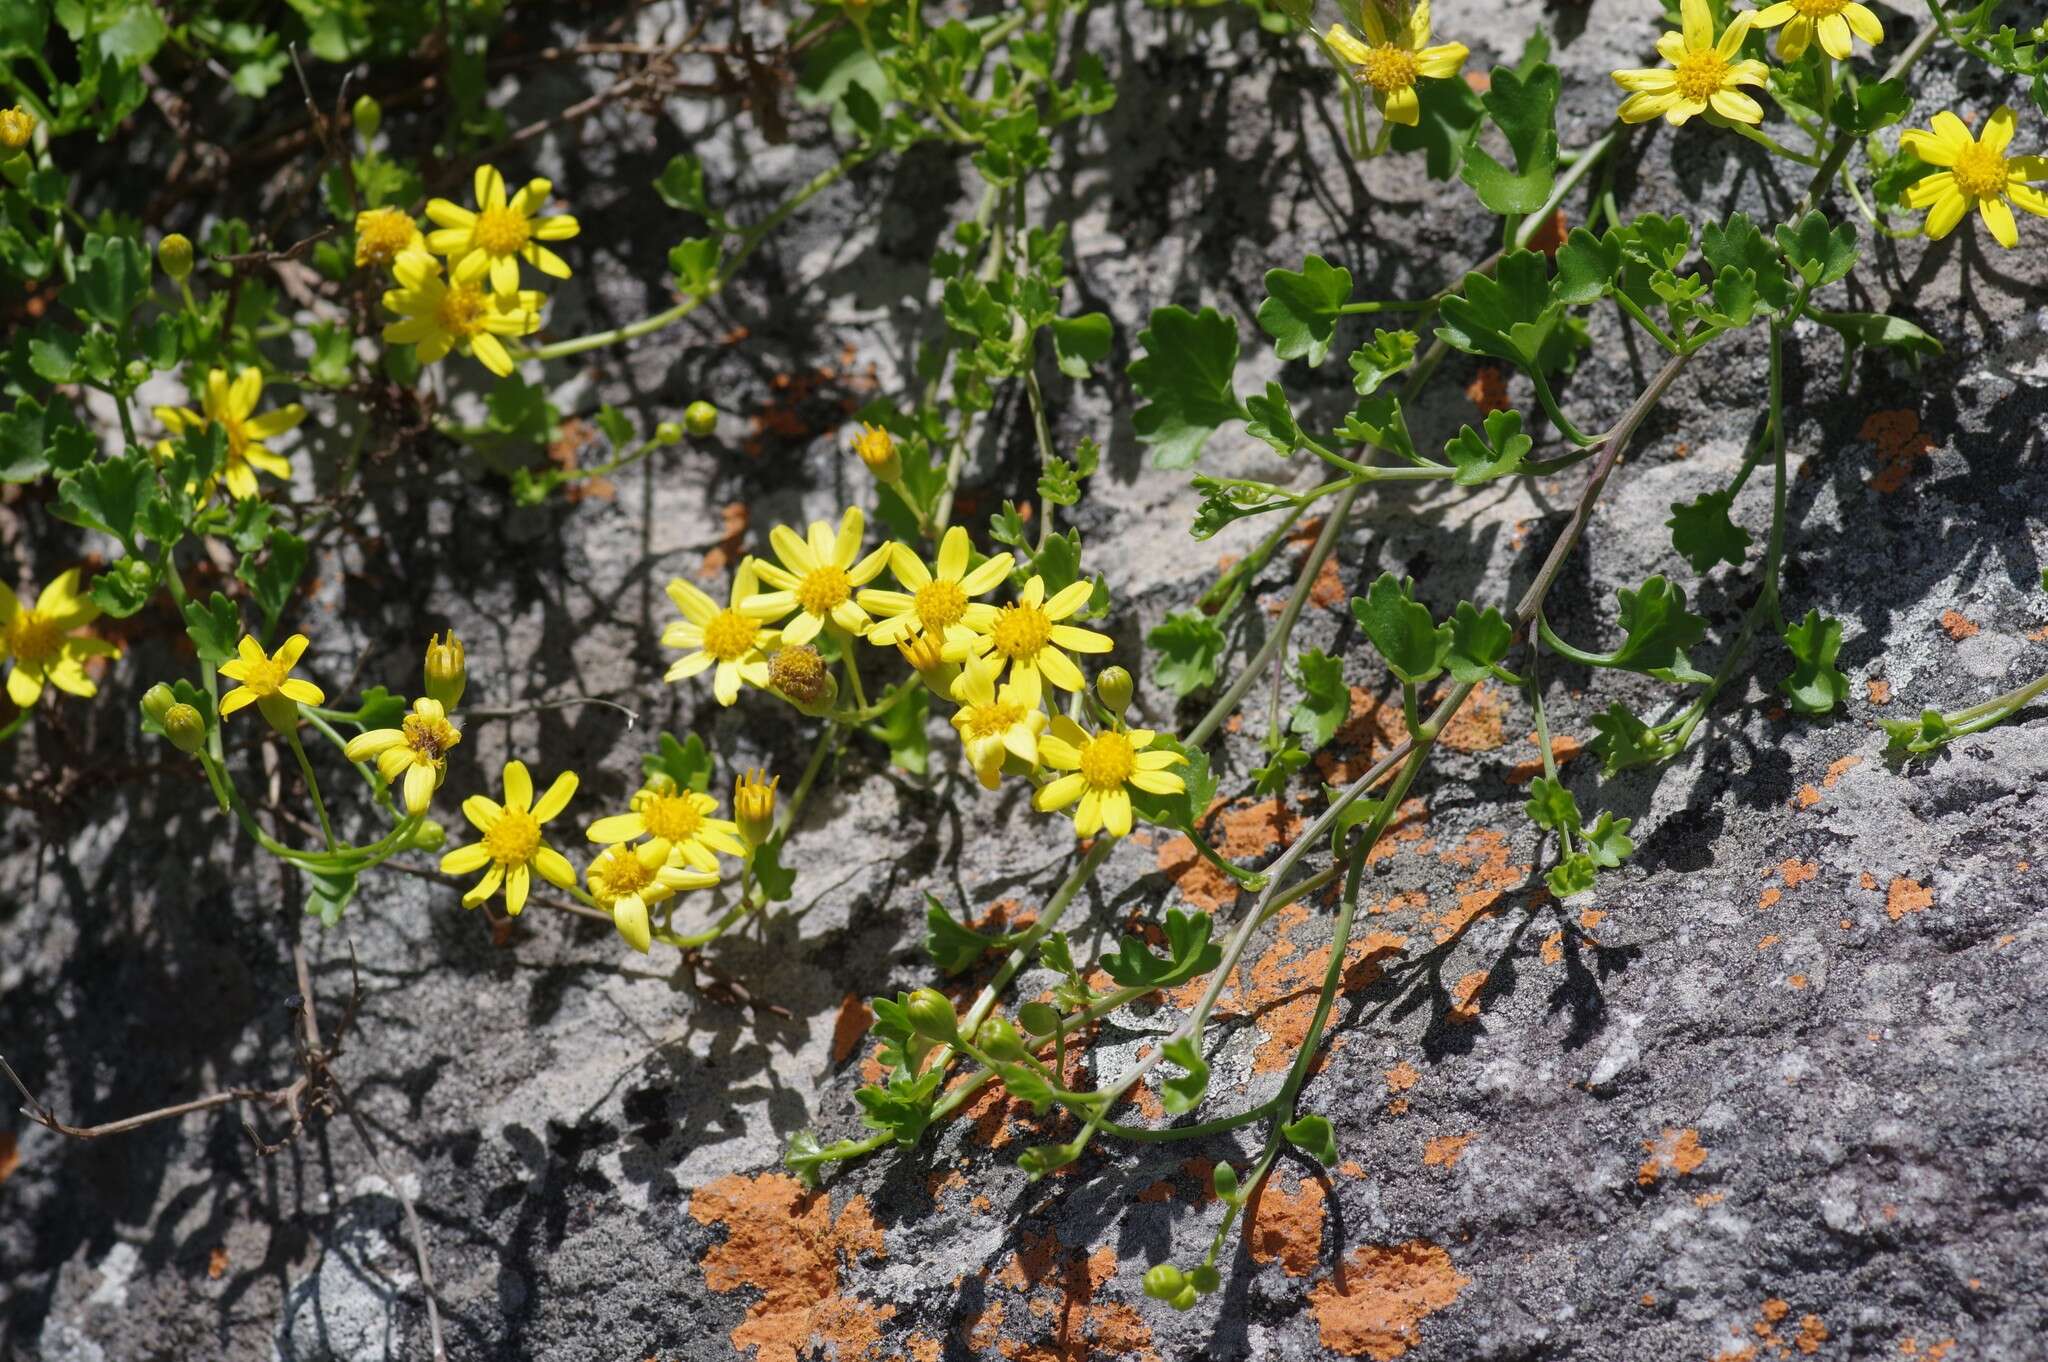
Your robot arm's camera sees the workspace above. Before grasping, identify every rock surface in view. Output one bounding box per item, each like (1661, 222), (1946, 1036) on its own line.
(4, 2), (2046, 1360)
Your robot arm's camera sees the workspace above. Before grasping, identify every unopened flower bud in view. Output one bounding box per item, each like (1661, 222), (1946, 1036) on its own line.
(1189, 1264), (1220, 1294)
(905, 987), (959, 1042)
(898, 632), (959, 701)
(407, 818), (447, 851)
(683, 400), (718, 438)
(1096, 665), (1133, 718)
(351, 93), (382, 141)
(163, 703), (207, 754)
(1142, 1265), (1186, 1302)
(851, 422), (901, 483)
(1017, 1001), (1060, 1039)
(734, 767), (778, 848)
(975, 1016), (1027, 1061)
(768, 644), (837, 715)
(423, 629), (466, 710)
(141, 683), (177, 725)
(0, 106), (33, 155)
(1171, 1285), (1199, 1312)
(654, 421), (684, 445)
(158, 233), (194, 282)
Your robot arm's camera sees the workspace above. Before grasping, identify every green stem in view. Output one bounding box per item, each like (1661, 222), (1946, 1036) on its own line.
(286, 727), (337, 851)
(1725, 118), (1820, 166)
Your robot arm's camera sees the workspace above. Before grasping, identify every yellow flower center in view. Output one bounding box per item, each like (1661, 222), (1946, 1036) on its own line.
(473, 205), (532, 257)
(1951, 141), (2008, 199)
(989, 602), (1052, 660)
(237, 656), (292, 698)
(1357, 43), (1420, 93)
(6, 609), (61, 667)
(484, 808), (541, 866)
(435, 281), (492, 339)
(915, 579), (968, 634)
(0, 108), (33, 152)
(1788, 0), (1847, 16)
(701, 608), (758, 662)
(1077, 731), (1137, 790)
(357, 210), (415, 266)
(963, 700), (1025, 741)
(1673, 48), (1729, 103)
(853, 424), (895, 470)
(402, 711), (461, 761)
(593, 846), (654, 899)
(768, 645), (831, 704)
(640, 794), (705, 844)
(218, 414), (250, 457)
(795, 565), (852, 615)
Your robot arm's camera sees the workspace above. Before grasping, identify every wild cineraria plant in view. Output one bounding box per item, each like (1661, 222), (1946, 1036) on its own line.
(4, 0), (2047, 1326)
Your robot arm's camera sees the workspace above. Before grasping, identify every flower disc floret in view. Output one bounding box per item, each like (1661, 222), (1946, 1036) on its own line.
(425, 164), (579, 297)
(0, 569), (117, 707)
(664, 560), (786, 705)
(858, 525), (1014, 654)
(355, 207), (424, 269)
(1324, 2), (1469, 127)
(1612, 0), (1768, 127)
(749, 506), (892, 645)
(440, 759), (580, 915)
(1033, 717), (1187, 840)
(1900, 107), (2048, 248)
(951, 574), (1110, 707)
(1751, 0), (1883, 61)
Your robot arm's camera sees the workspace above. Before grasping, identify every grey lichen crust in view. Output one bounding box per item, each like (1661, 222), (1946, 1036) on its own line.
(4, 2), (2046, 1360)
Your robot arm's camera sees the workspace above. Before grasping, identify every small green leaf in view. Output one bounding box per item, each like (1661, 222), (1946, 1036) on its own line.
(1588, 701), (1680, 774)
(1666, 490), (1752, 574)
(1552, 227), (1624, 306)
(1258, 254), (1353, 366)
(1148, 611), (1227, 698)
(1347, 328), (1418, 396)
(1546, 853), (1597, 899)
(1607, 576), (1710, 683)
(1806, 309), (1943, 364)
(307, 866), (359, 926)
(1582, 810), (1635, 868)
(1879, 708), (1956, 754)
(855, 1069), (944, 1147)
(182, 592), (241, 663)
(1128, 306), (1245, 469)
(1244, 381), (1305, 454)
(1017, 1142), (1077, 1179)
(1289, 648), (1348, 749)
(1446, 602), (1515, 684)
(56, 451), (153, 548)
(863, 684), (930, 773)
(1779, 608), (1850, 718)
(1699, 212), (1794, 312)
(752, 834), (797, 902)
(1212, 1161), (1241, 1204)
(1251, 745), (1309, 795)
(1280, 1113), (1338, 1166)
(1775, 210), (1858, 288)
(643, 730), (714, 793)
(1436, 250), (1563, 373)
(1160, 1034), (1210, 1115)
(1050, 312), (1113, 378)
(1351, 573), (1449, 686)
(1101, 908), (1222, 989)
(354, 686), (408, 729)
(925, 895), (1000, 975)
(235, 528), (309, 637)
(1444, 408), (1531, 485)
(1523, 775), (1580, 833)
(654, 154), (713, 216)
(1190, 476), (1293, 540)
(1459, 63), (1560, 214)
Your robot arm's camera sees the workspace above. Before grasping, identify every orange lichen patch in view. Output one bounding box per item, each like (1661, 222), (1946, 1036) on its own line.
(1860, 871), (1879, 891)
(1758, 935), (1780, 950)
(1387, 1097), (1410, 1116)
(1540, 930), (1565, 965)
(0, 1131), (17, 1186)
(1636, 1128), (1708, 1185)
(1939, 610), (1979, 641)
(1526, 209), (1569, 257)
(2030, 625), (2048, 643)
(1309, 555), (1347, 610)
(1386, 1061), (1420, 1094)
(1340, 1160), (1367, 1179)
(1868, 679), (1892, 706)
(1446, 971), (1488, 1025)
(1795, 785), (1822, 809)
(859, 1045), (888, 1085)
(1695, 1191), (1726, 1208)
(1796, 1315), (1829, 1354)
(1886, 878), (1933, 921)
(1758, 888), (1782, 911)
(1822, 757), (1861, 789)
(831, 993), (874, 1066)
(1467, 365), (1510, 416)
(926, 1167), (968, 1207)
(1180, 1157), (1220, 1203)
(1367, 799), (1432, 866)
(1436, 682), (1507, 753)
(1422, 1133), (1475, 1168)
(1426, 829), (1528, 944)
(1136, 1180), (1174, 1203)
(1504, 732), (1584, 785)
(966, 1302), (1005, 1353)
(1317, 687), (1404, 783)
(1155, 832), (1238, 911)
(207, 1245), (229, 1280)
(1788, 975), (1809, 990)
(544, 418), (614, 503)
(1780, 859), (1818, 887)
(991, 1232), (1158, 1362)
(1309, 1240), (1471, 1359)
(1214, 799), (1306, 859)
(1231, 909), (1409, 1072)
(1374, 889), (1430, 919)
(697, 502), (751, 578)
(1246, 1171), (1327, 1277)
(1860, 408), (1935, 494)
(688, 1173), (889, 1362)
(905, 1335), (943, 1362)
(1642, 1293), (1657, 1307)
(1579, 909), (1606, 933)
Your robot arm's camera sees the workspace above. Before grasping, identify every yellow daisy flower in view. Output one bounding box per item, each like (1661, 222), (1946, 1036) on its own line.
(380, 249), (542, 379)
(734, 767), (778, 848)
(441, 759), (580, 915)
(948, 656), (1047, 790)
(1032, 717), (1186, 840)
(1324, 0), (1469, 127)
(952, 574), (1110, 707)
(857, 525), (1014, 652)
(586, 837), (719, 954)
(662, 559), (786, 705)
(425, 164), (580, 297)
(217, 633), (325, 727)
(1612, 0), (1768, 127)
(153, 368), (305, 502)
(355, 206), (425, 270)
(1900, 107), (2048, 248)
(1749, 0), (1882, 61)
(585, 778), (747, 873)
(343, 696), (461, 816)
(1, 569), (117, 708)
(748, 506), (893, 646)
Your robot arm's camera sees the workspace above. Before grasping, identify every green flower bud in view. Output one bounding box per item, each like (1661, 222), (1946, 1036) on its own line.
(124, 359), (150, 386)
(654, 421), (684, 445)
(683, 400), (718, 437)
(120, 556), (154, 586)
(975, 1016), (1027, 1062)
(851, 422), (901, 483)
(1189, 1264), (1220, 1295)
(351, 93), (382, 141)
(904, 987), (959, 1043)
(1017, 1001), (1060, 1039)
(1096, 665), (1133, 718)
(407, 818), (447, 852)
(158, 232), (194, 282)
(1141, 1265), (1186, 1302)
(140, 683), (177, 725)
(1170, 1285), (1198, 1312)
(163, 703), (207, 755)
(423, 629), (466, 710)
(735, 768), (778, 849)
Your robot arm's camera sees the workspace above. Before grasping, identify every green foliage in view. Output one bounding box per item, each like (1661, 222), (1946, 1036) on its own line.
(1258, 254), (1353, 366)
(1445, 409), (1531, 485)
(1190, 475), (1294, 540)
(1446, 602), (1516, 685)
(1251, 745), (1309, 794)
(1101, 908), (1221, 989)
(1281, 1113), (1338, 1165)
(1159, 1034), (1210, 1115)
(1038, 436), (1100, 508)
(1352, 574), (1449, 686)
(1776, 211), (1859, 290)
(1437, 250), (1567, 375)
(1588, 701), (1682, 774)
(1148, 611), (1227, 697)
(863, 685), (930, 773)
(1244, 381), (1306, 455)
(1523, 776), (1579, 832)
(1667, 491), (1752, 574)
(1879, 708), (1957, 754)
(1460, 64), (1559, 214)
(236, 529), (309, 637)
(1050, 313), (1113, 378)
(1128, 306), (1245, 468)
(1289, 648), (1348, 749)
(1128, 735), (1218, 832)
(1779, 609), (1849, 717)
(644, 731), (714, 793)
(1348, 329), (1418, 396)
(926, 895), (1003, 974)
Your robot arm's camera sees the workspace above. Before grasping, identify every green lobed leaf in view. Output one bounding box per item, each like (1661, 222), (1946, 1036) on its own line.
(1347, 328), (1418, 396)
(1582, 810), (1635, 868)
(236, 528), (309, 636)
(1444, 408), (1531, 485)
(1280, 1113), (1338, 1165)
(1389, 73), (1485, 180)
(1588, 701), (1680, 774)
(1352, 573), (1449, 686)
(1050, 312), (1113, 378)
(1128, 735), (1216, 831)
(925, 895), (1001, 975)
(1258, 254), (1353, 366)
(1446, 601), (1515, 684)
(1779, 608), (1850, 718)
(1552, 227), (1624, 306)
(1436, 249), (1562, 372)
(1148, 611), (1227, 697)
(354, 686), (408, 729)
(1128, 305), (1245, 469)
(1699, 213), (1794, 312)
(182, 592), (241, 664)
(643, 731), (714, 793)
(1879, 708), (1956, 755)
(1160, 1034), (1210, 1116)
(1289, 648), (1348, 750)
(1244, 381), (1305, 454)
(1100, 908), (1222, 989)
(1251, 744), (1310, 795)
(1546, 853), (1597, 899)
(1775, 211), (1858, 289)
(1460, 63), (1560, 214)
(863, 684), (930, 774)
(1523, 775), (1580, 833)
(1606, 576), (1710, 683)
(1666, 490), (1752, 574)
